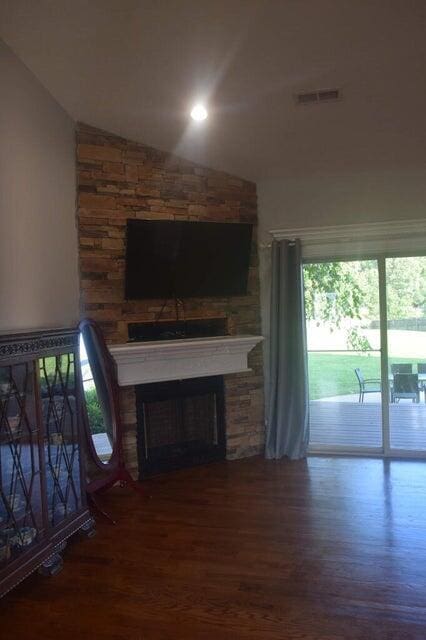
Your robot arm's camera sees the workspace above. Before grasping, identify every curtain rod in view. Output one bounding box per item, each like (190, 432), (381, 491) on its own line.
(259, 240), (296, 249)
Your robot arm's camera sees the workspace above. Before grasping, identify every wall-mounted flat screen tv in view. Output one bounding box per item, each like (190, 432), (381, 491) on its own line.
(125, 219), (253, 299)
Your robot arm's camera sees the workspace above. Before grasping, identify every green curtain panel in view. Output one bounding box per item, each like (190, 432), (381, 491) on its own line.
(265, 239), (309, 459)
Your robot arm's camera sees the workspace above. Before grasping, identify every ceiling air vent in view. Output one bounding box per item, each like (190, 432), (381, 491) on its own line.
(295, 88), (341, 105)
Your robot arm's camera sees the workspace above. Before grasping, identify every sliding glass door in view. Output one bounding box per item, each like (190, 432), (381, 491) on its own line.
(304, 254), (426, 457)
(304, 260), (383, 452)
(386, 257), (426, 453)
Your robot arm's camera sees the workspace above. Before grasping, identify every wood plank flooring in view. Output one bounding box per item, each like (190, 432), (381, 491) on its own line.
(2, 456), (426, 639)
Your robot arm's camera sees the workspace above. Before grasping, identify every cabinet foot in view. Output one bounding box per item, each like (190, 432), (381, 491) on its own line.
(39, 553), (64, 577)
(54, 540), (67, 554)
(80, 517), (96, 538)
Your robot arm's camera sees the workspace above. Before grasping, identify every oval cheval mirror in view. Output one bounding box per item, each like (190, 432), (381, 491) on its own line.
(78, 319), (143, 499)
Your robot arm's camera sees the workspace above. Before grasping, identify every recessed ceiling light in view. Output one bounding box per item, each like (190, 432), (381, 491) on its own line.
(190, 104), (208, 122)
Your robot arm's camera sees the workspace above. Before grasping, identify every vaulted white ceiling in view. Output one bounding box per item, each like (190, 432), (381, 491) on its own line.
(1, 0), (426, 180)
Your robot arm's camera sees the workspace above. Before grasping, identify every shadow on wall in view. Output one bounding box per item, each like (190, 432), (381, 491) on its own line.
(259, 245), (272, 419)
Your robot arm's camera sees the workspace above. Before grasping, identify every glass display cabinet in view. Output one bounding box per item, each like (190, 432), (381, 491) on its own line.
(0, 328), (93, 597)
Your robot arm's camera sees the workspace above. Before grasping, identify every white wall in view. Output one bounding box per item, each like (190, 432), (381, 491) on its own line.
(258, 170), (426, 244)
(0, 39), (78, 332)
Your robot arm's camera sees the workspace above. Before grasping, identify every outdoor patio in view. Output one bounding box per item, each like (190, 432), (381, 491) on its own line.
(310, 399), (426, 450)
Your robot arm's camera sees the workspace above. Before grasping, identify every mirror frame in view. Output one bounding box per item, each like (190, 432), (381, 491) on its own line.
(78, 318), (123, 493)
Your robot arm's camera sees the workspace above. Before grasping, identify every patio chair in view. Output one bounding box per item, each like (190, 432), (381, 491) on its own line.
(391, 373), (420, 403)
(354, 368), (381, 403)
(417, 363), (426, 402)
(390, 363), (413, 374)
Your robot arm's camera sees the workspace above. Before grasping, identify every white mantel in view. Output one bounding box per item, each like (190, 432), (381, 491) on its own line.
(109, 335), (263, 386)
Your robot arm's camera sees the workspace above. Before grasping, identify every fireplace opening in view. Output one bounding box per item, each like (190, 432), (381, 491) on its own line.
(135, 376), (225, 478)
(128, 317), (228, 342)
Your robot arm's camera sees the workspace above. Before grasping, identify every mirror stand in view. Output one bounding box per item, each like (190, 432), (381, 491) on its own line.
(78, 319), (145, 510)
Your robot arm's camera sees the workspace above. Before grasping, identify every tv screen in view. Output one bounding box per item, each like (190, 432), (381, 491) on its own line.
(125, 219), (253, 299)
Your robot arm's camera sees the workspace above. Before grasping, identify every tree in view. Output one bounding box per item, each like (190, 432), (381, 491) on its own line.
(303, 261), (364, 326)
(303, 256), (426, 350)
(383, 257), (426, 320)
(303, 261), (375, 351)
(355, 256), (426, 321)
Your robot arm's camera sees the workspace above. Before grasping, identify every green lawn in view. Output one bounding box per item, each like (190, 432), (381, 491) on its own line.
(308, 353), (419, 400)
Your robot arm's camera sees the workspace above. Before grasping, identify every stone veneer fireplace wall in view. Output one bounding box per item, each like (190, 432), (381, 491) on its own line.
(76, 123), (264, 475)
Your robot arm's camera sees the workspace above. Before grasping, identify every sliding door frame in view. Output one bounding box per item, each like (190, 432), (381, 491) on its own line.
(378, 257), (390, 457)
(305, 250), (426, 459)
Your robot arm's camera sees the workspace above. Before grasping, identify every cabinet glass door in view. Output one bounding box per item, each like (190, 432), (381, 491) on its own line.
(0, 362), (43, 569)
(39, 352), (83, 527)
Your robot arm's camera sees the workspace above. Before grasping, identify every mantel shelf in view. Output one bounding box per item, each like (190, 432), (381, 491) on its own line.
(109, 335), (264, 386)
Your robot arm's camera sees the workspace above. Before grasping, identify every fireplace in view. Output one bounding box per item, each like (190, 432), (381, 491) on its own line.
(135, 376), (225, 479)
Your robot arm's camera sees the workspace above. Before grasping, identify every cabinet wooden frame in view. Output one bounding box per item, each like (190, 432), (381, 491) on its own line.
(0, 327), (93, 598)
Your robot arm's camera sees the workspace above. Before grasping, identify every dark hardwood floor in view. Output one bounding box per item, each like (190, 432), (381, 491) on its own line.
(2, 456), (426, 639)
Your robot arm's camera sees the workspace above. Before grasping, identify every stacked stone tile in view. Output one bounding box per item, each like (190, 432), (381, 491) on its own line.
(77, 123), (264, 473)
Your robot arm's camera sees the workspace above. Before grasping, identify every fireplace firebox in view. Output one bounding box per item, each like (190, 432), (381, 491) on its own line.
(135, 376), (225, 478)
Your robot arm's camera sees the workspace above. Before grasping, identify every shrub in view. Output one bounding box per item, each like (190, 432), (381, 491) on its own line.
(84, 387), (105, 434)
